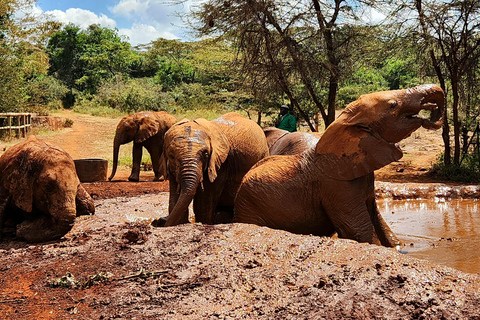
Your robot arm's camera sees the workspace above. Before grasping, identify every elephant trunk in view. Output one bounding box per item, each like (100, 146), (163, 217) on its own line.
(411, 84), (445, 130)
(164, 160), (203, 227)
(108, 136), (122, 181)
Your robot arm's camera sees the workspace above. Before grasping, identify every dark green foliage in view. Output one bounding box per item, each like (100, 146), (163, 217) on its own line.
(431, 153), (480, 183)
(47, 24), (138, 96)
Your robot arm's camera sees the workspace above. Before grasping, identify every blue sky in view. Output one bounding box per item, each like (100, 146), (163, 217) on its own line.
(33, 0), (197, 46)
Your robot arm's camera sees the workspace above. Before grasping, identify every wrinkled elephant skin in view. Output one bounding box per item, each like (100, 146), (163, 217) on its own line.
(0, 136), (95, 243)
(263, 127), (322, 155)
(234, 85), (445, 247)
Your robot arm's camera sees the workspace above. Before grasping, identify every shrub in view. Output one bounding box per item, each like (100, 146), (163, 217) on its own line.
(26, 76), (69, 109)
(430, 153), (480, 183)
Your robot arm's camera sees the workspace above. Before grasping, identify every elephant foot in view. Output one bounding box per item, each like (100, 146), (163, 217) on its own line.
(151, 217), (168, 227)
(128, 176), (140, 182)
(153, 175), (165, 182)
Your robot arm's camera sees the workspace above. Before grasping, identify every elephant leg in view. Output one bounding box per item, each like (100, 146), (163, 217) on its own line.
(193, 177), (226, 224)
(365, 174), (400, 248)
(16, 215), (74, 243)
(129, 143), (143, 182)
(145, 145), (163, 181)
(369, 200), (400, 248)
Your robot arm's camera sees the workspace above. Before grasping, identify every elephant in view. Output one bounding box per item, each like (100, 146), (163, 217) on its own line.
(0, 135), (95, 243)
(234, 84), (444, 248)
(263, 127), (322, 155)
(160, 112), (269, 227)
(109, 111), (177, 182)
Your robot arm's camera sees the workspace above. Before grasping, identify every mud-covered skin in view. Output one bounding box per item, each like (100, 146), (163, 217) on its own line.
(234, 85), (445, 247)
(161, 112), (269, 227)
(0, 135), (94, 243)
(109, 111), (177, 182)
(263, 127), (322, 155)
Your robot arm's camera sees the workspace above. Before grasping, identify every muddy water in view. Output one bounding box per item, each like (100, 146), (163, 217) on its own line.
(378, 199), (480, 274)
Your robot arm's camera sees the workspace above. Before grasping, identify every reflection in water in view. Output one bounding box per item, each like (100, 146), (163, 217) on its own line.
(378, 199), (480, 274)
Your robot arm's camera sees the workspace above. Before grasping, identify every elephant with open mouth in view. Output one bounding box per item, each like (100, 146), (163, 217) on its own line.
(234, 84), (444, 248)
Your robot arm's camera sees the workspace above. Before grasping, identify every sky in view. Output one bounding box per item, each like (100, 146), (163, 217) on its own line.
(33, 0), (198, 46)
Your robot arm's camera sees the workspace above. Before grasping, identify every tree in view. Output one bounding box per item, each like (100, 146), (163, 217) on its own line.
(47, 24), (138, 105)
(414, 0), (480, 165)
(0, 0), (57, 112)
(184, 0), (386, 130)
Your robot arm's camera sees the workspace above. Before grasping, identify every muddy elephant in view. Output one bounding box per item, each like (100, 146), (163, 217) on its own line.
(234, 84), (444, 248)
(160, 112), (269, 227)
(109, 111), (177, 182)
(263, 127), (322, 155)
(0, 136), (95, 243)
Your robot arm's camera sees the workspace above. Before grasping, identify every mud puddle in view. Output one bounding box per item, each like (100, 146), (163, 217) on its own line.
(378, 198), (480, 274)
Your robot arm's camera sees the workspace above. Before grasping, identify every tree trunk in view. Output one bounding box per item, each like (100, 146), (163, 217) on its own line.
(452, 80), (461, 164)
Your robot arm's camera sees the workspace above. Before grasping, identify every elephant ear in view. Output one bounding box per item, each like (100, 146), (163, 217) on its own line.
(134, 113), (160, 143)
(315, 122), (403, 181)
(3, 150), (34, 212)
(194, 118), (230, 183)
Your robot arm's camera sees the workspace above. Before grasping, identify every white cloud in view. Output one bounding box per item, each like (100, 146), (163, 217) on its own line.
(119, 23), (178, 46)
(111, 0), (148, 17)
(46, 8), (117, 29)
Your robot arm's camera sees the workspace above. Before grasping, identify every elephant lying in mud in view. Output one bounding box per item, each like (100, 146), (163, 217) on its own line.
(263, 127), (322, 155)
(0, 136), (95, 243)
(234, 84), (445, 248)
(159, 112), (269, 227)
(109, 111), (177, 182)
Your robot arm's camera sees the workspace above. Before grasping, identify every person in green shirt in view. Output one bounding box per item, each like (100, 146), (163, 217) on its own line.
(275, 104), (296, 132)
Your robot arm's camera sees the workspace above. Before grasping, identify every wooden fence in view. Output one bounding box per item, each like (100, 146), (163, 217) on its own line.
(0, 113), (32, 138)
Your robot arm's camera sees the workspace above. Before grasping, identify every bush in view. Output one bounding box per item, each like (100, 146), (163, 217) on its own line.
(93, 77), (173, 113)
(431, 153), (480, 183)
(26, 76), (69, 109)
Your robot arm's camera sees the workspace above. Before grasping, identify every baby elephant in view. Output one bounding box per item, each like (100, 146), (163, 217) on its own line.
(0, 136), (95, 243)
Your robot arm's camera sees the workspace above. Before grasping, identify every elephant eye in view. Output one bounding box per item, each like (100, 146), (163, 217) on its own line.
(203, 150), (209, 160)
(389, 101), (397, 109)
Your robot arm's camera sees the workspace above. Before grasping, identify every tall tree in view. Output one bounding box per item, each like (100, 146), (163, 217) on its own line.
(414, 0), (480, 165)
(0, 0), (58, 111)
(185, 0), (383, 130)
(47, 24), (137, 101)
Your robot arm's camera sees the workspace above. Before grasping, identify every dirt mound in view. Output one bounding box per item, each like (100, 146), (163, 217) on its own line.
(1, 222), (480, 319)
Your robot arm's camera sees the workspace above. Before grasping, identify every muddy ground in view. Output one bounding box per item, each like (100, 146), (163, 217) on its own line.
(0, 112), (479, 319)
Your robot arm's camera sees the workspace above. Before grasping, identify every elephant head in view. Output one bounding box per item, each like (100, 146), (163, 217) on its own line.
(316, 84), (444, 180)
(0, 136), (95, 243)
(161, 118), (230, 226)
(109, 111), (176, 181)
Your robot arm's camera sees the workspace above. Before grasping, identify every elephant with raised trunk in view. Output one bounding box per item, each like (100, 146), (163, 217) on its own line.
(160, 112), (269, 227)
(234, 84), (445, 248)
(263, 127), (322, 155)
(109, 111), (177, 182)
(0, 136), (95, 243)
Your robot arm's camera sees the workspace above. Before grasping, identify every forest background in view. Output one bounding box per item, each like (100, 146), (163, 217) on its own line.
(2, 0), (480, 181)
